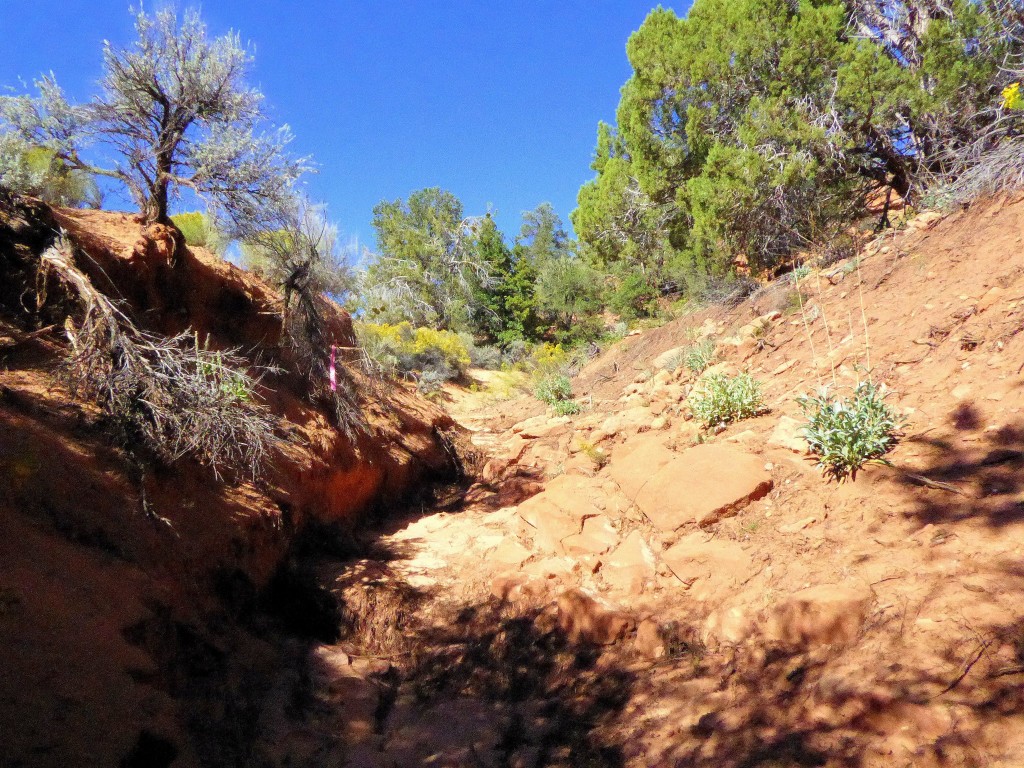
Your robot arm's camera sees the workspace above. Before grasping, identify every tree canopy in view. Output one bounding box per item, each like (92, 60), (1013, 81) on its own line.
(573, 0), (1024, 290)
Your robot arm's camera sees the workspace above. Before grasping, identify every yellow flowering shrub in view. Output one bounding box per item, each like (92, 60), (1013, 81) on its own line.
(1002, 82), (1023, 111)
(530, 342), (569, 375)
(356, 321), (470, 381)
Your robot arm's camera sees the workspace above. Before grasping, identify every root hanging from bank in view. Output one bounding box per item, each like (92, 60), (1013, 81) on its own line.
(39, 235), (281, 480)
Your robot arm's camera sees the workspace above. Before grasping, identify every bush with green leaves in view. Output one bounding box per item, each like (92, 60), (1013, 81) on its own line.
(0, 139), (101, 208)
(457, 332), (503, 370)
(534, 373), (573, 404)
(171, 211), (227, 254)
(797, 381), (903, 479)
(690, 373), (764, 428)
(685, 338), (716, 374)
(534, 372), (582, 415)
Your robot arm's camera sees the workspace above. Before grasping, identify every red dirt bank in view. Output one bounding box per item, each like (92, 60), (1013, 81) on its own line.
(0, 197), (465, 767)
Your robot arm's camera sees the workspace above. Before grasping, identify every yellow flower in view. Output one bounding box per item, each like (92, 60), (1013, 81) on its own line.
(1002, 82), (1023, 111)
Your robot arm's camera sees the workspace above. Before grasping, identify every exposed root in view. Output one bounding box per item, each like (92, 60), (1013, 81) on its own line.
(39, 235), (281, 479)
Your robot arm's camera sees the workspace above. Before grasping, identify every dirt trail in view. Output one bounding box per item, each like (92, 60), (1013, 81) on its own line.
(263, 196), (1024, 768)
(8, 195), (1024, 766)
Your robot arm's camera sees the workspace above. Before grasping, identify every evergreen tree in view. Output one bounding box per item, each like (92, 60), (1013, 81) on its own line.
(361, 187), (490, 331)
(573, 0), (1021, 289)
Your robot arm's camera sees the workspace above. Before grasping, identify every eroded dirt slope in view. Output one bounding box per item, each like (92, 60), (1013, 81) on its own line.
(287, 195), (1024, 767)
(0, 197), (466, 767)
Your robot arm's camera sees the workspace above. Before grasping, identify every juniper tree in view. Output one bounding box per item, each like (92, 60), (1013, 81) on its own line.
(0, 8), (306, 232)
(361, 187), (493, 331)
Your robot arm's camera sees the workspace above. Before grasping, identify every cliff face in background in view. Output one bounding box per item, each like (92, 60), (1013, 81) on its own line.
(0, 195), (466, 767)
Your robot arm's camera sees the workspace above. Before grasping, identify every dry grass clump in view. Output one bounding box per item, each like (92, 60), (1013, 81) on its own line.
(40, 236), (280, 479)
(245, 202), (367, 439)
(944, 137), (1024, 206)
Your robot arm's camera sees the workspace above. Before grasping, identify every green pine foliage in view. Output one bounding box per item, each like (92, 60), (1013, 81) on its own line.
(572, 0), (1023, 299)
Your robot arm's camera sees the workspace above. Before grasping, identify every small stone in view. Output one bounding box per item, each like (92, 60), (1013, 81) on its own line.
(950, 384), (973, 401)
(778, 514), (823, 533)
(555, 589), (634, 645)
(634, 618), (667, 659)
(768, 415), (810, 454)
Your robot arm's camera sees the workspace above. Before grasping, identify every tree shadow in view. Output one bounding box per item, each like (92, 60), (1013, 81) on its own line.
(380, 598), (635, 767)
(603, 592), (1024, 767)
(893, 401), (1024, 529)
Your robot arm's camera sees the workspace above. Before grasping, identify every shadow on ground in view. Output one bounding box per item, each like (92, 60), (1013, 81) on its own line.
(896, 402), (1024, 529)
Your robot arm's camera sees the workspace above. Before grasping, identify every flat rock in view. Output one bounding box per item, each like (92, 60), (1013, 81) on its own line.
(661, 533), (752, 600)
(516, 475), (608, 554)
(489, 538), (534, 568)
(768, 416), (810, 454)
(516, 495), (578, 554)
(563, 514), (619, 556)
(633, 444), (773, 530)
(608, 435), (677, 501)
(481, 435), (531, 482)
(602, 530), (657, 594)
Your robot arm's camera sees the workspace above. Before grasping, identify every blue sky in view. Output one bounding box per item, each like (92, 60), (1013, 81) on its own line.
(0, 1), (687, 249)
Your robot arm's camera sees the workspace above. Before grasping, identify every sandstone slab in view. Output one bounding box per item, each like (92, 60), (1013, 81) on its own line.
(490, 539), (533, 568)
(515, 475), (608, 554)
(608, 435), (677, 501)
(516, 495), (578, 554)
(661, 533), (752, 600)
(602, 530), (657, 594)
(562, 514), (619, 556)
(768, 416), (810, 454)
(633, 444), (773, 530)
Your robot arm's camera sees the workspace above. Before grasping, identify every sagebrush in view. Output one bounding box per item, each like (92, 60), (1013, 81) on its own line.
(40, 237), (279, 479)
(690, 373), (764, 428)
(798, 381), (903, 479)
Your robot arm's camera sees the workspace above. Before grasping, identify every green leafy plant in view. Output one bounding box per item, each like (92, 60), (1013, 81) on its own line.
(790, 264), (811, 283)
(534, 372), (582, 415)
(172, 211), (227, 254)
(685, 338), (716, 374)
(534, 373), (573, 404)
(196, 339), (252, 402)
(690, 373), (765, 428)
(798, 381), (903, 479)
(552, 398), (583, 416)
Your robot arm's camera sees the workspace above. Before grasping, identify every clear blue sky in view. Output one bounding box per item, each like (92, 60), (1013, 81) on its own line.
(0, 1), (688, 249)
